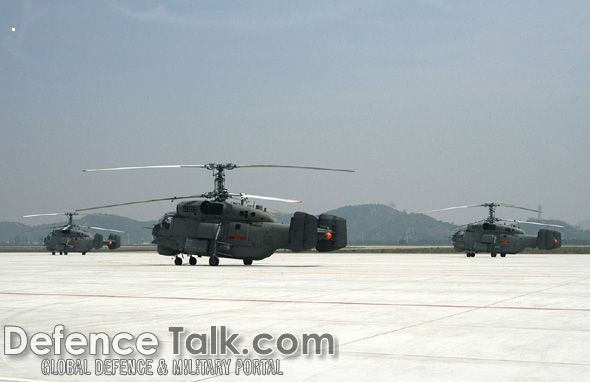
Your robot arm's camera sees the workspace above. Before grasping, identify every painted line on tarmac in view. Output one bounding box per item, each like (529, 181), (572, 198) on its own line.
(1, 291), (589, 313)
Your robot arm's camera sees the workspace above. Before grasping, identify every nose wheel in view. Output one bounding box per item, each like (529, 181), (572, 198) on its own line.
(466, 252), (475, 257)
(243, 258), (253, 266)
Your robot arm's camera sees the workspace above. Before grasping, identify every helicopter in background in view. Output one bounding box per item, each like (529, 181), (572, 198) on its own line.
(23, 212), (123, 255)
(424, 203), (563, 257)
(81, 163), (353, 266)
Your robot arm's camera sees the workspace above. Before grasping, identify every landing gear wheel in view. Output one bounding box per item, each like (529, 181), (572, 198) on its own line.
(174, 256), (182, 266)
(189, 256), (197, 266)
(82, 252), (86, 256)
(243, 258), (253, 266)
(209, 256), (219, 266)
(500, 253), (506, 257)
(491, 253), (497, 257)
(466, 252), (475, 257)
(51, 252), (55, 255)
(59, 252), (63, 255)
(64, 252), (68, 256)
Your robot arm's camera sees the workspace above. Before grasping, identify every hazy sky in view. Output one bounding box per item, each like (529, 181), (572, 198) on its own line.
(1, 1), (589, 225)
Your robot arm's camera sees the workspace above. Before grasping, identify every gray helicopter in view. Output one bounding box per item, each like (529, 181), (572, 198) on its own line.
(23, 212), (123, 255)
(81, 163), (353, 266)
(424, 203), (563, 257)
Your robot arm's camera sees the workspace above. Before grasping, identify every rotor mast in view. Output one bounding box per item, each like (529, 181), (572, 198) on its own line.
(204, 163), (237, 202)
(65, 212), (78, 226)
(485, 203), (497, 223)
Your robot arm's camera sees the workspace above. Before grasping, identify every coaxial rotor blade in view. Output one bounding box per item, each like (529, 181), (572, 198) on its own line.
(83, 164), (354, 173)
(496, 203), (540, 213)
(503, 219), (564, 228)
(422, 204), (483, 213)
(23, 212), (81, 218)
(89, 226), (125, 233)
(75, 195), (202, 212)
(23, 213), (63, 218)
(235, 164), (355, 173)
(232, 193), (302, 204)
(83, 165), (207, 172)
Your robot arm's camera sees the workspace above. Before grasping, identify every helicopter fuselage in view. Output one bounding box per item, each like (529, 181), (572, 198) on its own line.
(451, 222), (561, 256)
(44, 228), (96, 254)
(152, 199), (346, 262)
(44, 227), (121, 255)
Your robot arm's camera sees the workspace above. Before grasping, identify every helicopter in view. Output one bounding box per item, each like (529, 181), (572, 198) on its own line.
(80, 163), (353, 266)
(424, 203), (563, 257)
(22, 212), (123, 255)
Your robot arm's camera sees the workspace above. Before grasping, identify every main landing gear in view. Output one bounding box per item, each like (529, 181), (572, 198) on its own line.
(490, 252), (507, 258)
(173, 254), (252, 266)
(466, 252), (475, 257)
(209, 256), (219, 266)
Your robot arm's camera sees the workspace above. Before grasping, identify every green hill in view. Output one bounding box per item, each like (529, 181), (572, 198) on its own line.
(323, 204), (455, 245)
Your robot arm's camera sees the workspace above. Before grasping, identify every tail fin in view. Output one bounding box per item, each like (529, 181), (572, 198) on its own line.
(316, 214), (347, 252)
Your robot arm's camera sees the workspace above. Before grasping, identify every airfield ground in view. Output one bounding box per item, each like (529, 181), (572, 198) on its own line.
(0, 251), (589, 381)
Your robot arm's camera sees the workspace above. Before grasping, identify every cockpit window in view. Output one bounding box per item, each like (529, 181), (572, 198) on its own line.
(160, 216), (172, 229)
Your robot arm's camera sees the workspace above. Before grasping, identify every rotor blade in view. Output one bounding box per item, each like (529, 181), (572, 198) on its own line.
(23, 213), (63, 218)
(505, 219), (564, 228)
(61, 225), (72, 231)
(83, 165), (207, 172)
(496, 203), (540, 213)
(236, 164), (355, 173)
(75, 195), (202, 212)
(422, 204), (483, 213)
(232, 193), (302, 204)
(89, 226), (125, 233)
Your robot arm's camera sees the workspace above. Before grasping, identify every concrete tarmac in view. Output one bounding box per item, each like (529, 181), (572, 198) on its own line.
(0, 251), (589, 381)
